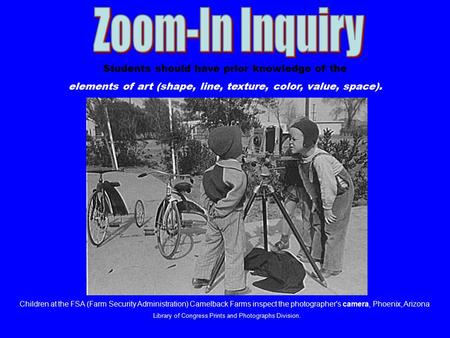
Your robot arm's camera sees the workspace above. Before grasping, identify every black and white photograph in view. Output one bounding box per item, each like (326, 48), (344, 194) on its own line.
(86, 98), (368, 295)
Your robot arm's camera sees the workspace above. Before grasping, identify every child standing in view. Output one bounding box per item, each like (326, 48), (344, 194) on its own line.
(193, 126), (249, 295)
(272, 161), (313, 259)
(288, 118), (354, 278)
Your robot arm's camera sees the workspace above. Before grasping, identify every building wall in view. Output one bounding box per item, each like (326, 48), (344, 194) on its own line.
(260, 119), (343, 135)
(86, 119), (96, 138)
(258, 98), (367, 129)
(316, 121), (343, 135)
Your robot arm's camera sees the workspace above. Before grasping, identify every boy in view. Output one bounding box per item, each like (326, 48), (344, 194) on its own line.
(192, 125), (250, 295)
(272, 161), (313, 260)
(282, 118), (354, 278)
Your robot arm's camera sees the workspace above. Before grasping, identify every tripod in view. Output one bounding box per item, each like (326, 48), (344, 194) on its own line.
(205, 173), (327, 292)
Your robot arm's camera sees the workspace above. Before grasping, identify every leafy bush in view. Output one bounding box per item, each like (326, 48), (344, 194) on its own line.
(169, 139), (216, 175)
(341, 124), (368, 137)
(86, 140), (111, 167)
(115, 140), (146, 167)
(86, 140), (146, 167)
(318, 129), (367, 204)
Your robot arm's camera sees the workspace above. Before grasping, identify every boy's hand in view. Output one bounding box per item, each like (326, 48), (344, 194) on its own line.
(324, 209), (337, 224)
(311, 200), (318, 213)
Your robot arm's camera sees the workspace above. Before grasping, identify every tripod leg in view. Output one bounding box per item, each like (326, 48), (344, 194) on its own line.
(243, 188), (258, 220)
(270, 191), (328, 287)
(262, 189), (268, 251)
(205, 251), (225, 293)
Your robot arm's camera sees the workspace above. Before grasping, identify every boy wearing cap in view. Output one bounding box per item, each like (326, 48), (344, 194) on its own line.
(279, 118), (354, 278)
(192, 125), (249, 295)
(272, 161), (312, 256)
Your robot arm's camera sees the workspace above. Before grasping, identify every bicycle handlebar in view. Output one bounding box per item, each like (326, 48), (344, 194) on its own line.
(137, 168), (193, 181)
(87, 167), (124, 174)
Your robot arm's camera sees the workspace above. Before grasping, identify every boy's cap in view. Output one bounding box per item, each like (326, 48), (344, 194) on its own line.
(208, 126), (242, 159)
(290, 118), (319, 149)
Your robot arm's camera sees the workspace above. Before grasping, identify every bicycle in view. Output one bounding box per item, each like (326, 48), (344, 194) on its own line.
(87, 168), (144, 247)
(138, 169), (207, 259)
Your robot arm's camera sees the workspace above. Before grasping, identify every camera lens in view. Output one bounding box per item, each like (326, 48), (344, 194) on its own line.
(253, 136), (261, 147)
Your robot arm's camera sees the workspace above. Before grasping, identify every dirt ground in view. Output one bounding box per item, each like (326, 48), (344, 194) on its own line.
(86, 170), (367, 295)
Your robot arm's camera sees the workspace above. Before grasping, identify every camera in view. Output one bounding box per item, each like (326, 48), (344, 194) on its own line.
(247, 126), (290, 156)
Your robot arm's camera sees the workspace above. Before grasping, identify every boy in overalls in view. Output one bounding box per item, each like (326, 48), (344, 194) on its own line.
(272, 161), (313, 259)
(192, 126), (249, 294)
(288, 118), (354, 278)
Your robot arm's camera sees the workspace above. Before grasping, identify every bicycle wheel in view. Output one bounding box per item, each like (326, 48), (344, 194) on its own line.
(154, 199), (167, 231)
(134, 199), (145, 228)
(87, 191), (111, 246)
(157, 201), (182, 259)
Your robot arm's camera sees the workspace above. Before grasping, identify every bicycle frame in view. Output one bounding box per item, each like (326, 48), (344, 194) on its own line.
(89, 169), (129, 216)
(165, 176), (207, 220)
(140, 169), (207, 220)
(87, 168), (130, 246)
(139, 169), (208, 258)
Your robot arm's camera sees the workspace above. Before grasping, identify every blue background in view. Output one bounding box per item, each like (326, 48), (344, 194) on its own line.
(4, 0), (447, 334)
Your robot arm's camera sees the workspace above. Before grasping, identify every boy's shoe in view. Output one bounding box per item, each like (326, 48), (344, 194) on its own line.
(192, 278), (209, 288)
(320, 269), (341, 278)
(224, 287), (251, 295)
(272, 240), (289, 252)
(310, 269), (341, 279)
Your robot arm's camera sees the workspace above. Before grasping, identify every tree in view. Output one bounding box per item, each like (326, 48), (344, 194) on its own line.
(87, 98), (117, 166)
(322, 98), (367, 129)
(270, 98), (301, 129)
(141, 98), (170, 138)
(141, 98), (189, 148)
(183, 98), (275, 133)
(86, 98), (147, 167)
(87, 98), (146, 141)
